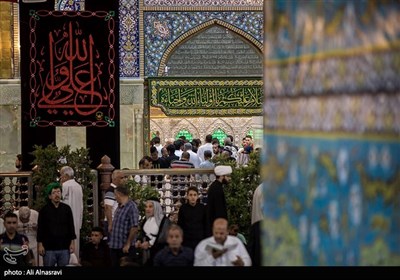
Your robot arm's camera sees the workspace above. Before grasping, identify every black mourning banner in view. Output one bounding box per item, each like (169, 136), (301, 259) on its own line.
(20, 1), (120, 169)
(22, 10), (118, 127)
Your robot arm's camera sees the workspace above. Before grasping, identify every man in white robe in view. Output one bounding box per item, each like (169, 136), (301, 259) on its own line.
(60, 166), (83, 261)
(194, 218), (251, 266)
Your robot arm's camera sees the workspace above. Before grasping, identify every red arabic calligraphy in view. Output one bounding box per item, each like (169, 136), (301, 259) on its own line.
(38, 21), (105, 116)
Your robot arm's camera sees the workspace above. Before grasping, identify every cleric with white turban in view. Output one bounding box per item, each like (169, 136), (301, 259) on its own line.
(206, 165), (233, 236)
(214, 165), (232, 177)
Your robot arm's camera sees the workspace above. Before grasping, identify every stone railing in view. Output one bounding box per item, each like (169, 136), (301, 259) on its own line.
(0, 171), (33, 215)
(0, 170), (99, 231)
(86, 170), (100, 227)
(97, 166), (215, 217)
(122, 168), (215, 214)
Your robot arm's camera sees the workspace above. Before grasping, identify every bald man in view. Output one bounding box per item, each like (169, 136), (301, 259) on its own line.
(14, 206), (41, 266)
(194, 218), (251, 266)
(104, 170), (128, 238)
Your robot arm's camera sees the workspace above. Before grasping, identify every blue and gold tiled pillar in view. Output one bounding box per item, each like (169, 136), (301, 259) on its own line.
(262, 0), (400, 265)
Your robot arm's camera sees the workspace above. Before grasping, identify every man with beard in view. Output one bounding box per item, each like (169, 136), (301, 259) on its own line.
(37, 182), (76, 266)
(206, 165), (232, 236)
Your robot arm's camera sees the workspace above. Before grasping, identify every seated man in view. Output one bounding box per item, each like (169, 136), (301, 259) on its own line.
(153, 224), (194, 266)
(80, 227), (111, 267)
(194, 218), (251, 266)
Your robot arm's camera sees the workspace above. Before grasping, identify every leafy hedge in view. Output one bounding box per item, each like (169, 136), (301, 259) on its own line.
(125, 178), (160, 222)
(31, 143), (94, 241)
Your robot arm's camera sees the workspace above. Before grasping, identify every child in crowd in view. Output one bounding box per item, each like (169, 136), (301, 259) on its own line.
(177, 187), (206, 250)
(80, 227), (111, 267)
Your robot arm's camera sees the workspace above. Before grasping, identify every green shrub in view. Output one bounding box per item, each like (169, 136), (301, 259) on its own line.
(31, 143), (94, 242)
(125, 178), (160, 222)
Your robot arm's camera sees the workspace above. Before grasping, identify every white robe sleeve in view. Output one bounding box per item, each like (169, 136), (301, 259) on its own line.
(194, 238), (218, 266)
(62, 182), (71, 205)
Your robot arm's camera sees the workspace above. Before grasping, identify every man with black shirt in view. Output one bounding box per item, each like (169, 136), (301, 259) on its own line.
(81, 226), (111, 267)
(0, 211), (33, 267)
(37, 182), (76, 266)
(206, 165), (232, 236)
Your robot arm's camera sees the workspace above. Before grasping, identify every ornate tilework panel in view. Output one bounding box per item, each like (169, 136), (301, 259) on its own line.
(119, 0), (140, 77)
(264, 0), (400, 96)
(268, 0), (400, 60)
(167, 26), (262, 76)
(262, 134), (400, 265)
(55, 0), (85, 11)
(261, 0), (400, 266)
(264, 93), (400, 134)
(144, 11), (263, 76)
(144, 0), (263, 6)
(264, 51), (400, 96)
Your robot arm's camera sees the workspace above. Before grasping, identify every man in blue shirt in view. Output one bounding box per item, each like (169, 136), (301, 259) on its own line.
(108, 186), (139, 267)
(153, 224), (193, 266)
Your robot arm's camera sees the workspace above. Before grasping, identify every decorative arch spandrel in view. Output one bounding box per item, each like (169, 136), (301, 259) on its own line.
(158, 19), (263, 76)
(170, 118), (200, 140)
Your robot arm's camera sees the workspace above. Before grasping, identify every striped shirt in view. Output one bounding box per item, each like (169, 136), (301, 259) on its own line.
(103, 184), (118, 221)
(170, 160), (194, 169)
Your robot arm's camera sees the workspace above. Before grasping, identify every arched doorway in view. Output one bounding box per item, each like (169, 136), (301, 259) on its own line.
(146, 21), (263, 151)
